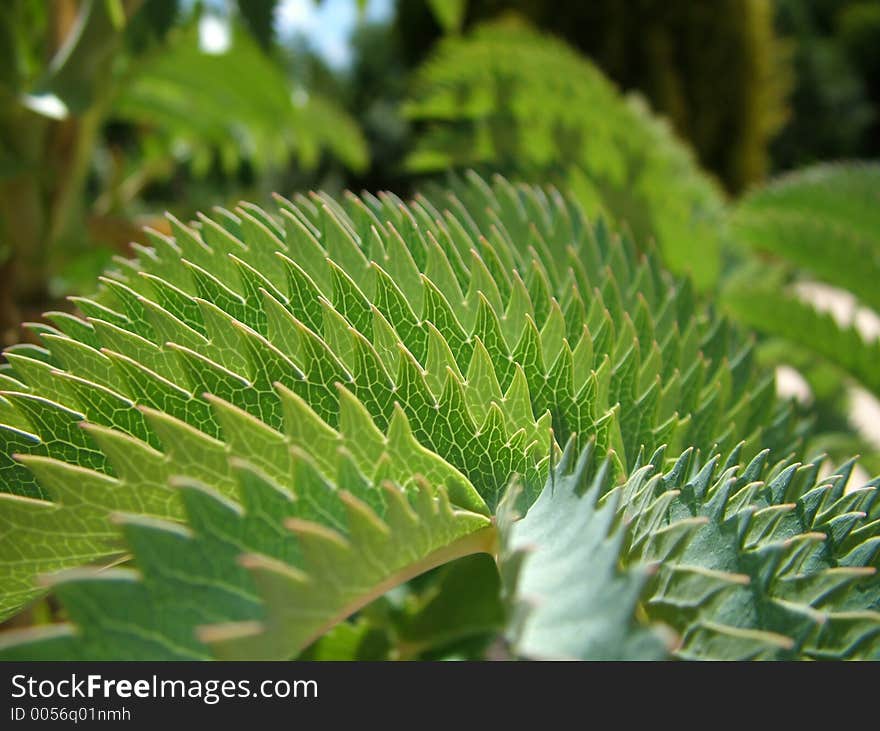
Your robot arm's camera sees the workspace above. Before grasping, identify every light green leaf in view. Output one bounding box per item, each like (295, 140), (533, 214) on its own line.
(500, 440), (670, 660)
(427, 0), (467, 34)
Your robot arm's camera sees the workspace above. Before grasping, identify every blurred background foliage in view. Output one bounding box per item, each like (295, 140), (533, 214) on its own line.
(2, 0), (880, 654)
(403, 19), (728, 289)
(0, 0), (368, 340)
(397, 0), (790, 195)
(1, 0), (879, 541)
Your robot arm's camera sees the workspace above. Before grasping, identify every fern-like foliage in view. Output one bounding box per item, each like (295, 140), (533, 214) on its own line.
(114, 28), (368, 175)
(2, 172), (855, 662)
(724, 281), (880, 398)
(730, 163), (880, 313)
(725, 162), (880, 427)
(404, 19), (726, 289)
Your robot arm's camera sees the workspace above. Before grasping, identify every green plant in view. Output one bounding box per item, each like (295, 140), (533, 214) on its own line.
(0, 0), (367, 341)
(401, 0), (790, 193)
(404, 20), (727, 289)
(112, 26), (367, 188)
(1, 173), (877, 661)
(401, 19), (880, 472)
(723, 162), (880, 465)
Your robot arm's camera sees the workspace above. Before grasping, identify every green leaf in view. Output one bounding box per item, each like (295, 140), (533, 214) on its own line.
(723, 280), (880, 398)
(405, 20), (726, 289)
(427, 0), (467, 34)
(0, 174), (810, 657)
(389, 554), (504, 659)
(112, 28), (367, 175)
(499, 440), (670, 660)
(0, 459), (492, 660)
(730, 162), (880, 312)
(235, 0), (277, 50)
